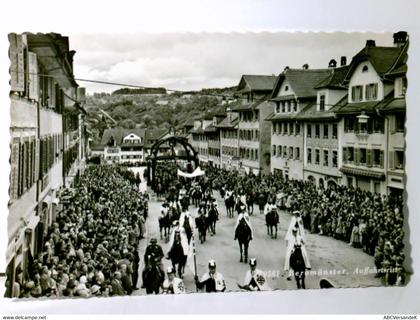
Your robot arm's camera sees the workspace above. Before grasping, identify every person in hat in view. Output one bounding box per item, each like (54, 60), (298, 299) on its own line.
(238, 258), (271, 291)
(144, 238), (164, 274)
(162, 266), (185, 294)
(195, 260), (226, 293)
(285, 210), (307, 244)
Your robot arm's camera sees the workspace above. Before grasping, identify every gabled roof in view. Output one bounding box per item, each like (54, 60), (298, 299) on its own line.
(237, 75), (277, 93)
(331, 91), (396, 115)
(215, 115), (239, 129)
(314, 66), (350, 90)
(271, 68), (332, 99)
(294, 102), (337, 121)
(100, 127), (146, 146)
(344, 41), (408, 81)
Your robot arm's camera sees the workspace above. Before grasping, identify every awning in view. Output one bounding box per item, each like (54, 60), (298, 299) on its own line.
(340, 166), (385, 180)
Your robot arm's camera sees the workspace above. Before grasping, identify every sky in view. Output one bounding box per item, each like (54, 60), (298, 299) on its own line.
(70, 32), (394, 94)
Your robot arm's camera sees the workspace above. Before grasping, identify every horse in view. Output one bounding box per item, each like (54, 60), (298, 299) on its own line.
(168, 232), (187, 278)
(235, 218), (252, 263)
(225, 192), (235, 218)
(266, 209), (279, 239)
(142, 255), (165, 294)
(158, 211), (171, 242)
(207, 205), (219, 236)
(182, 216), (193, 245)
(195, 213), (207, 244)
(246, 192), (255, 215)
(180, 196), (189, 212)
(290, 245), (306, 289)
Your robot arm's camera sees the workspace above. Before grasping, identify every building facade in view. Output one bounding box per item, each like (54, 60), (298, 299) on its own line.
(233, 75), (276, 175)
(6, 33), (86, 296)
(101, 128), (146, 164)
(216, 108), (239, 170)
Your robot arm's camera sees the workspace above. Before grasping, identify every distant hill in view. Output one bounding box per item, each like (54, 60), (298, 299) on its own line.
(85, 86), (239, 142)
(112, 87), (167, 95)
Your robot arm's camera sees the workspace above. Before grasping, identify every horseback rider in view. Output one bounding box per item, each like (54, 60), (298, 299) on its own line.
(285, 210), (307, 243)
(264, 199), (277, 216)
(234, 205), (254, 241)
(238, 258), (271, 291)
(208, 197), (219, 218)
(167, 221), (189, 257)
(179, 210), (195, 230)
(195, 260), (226, 293)
(144, 238), (165, 274)
(284, 227), (311, 280)
(162, 266), (185, 294)
(160, 201), (169, 218)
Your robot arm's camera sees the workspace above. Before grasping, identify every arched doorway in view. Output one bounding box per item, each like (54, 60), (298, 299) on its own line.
(147, 136), (199, 190)
(307, 175), (315, 184)
(327, 179), (337, 189)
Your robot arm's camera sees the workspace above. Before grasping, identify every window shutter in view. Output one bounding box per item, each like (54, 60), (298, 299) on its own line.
(367, 149), (372, 167)
(389, 151), (394, 170)
(39, 139), (44, 179)
(18, 140), (24, 196)
(28, 52), (39, 101)
(354, 148), (359, 165)
(9, 34), (25, 92)
(10, 138), (20, 200)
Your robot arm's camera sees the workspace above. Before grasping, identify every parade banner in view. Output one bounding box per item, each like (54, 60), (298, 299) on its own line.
(177, 167), (205, 179)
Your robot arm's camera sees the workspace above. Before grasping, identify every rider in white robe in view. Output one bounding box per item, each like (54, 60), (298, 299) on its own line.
(284, 228), (311, 272)
(285, 211), (307, 243)
(234, 209), (254, 240)
(264, 202), (277, 216)
(168, 223), (189, 256)
(162, 266), (185, 294)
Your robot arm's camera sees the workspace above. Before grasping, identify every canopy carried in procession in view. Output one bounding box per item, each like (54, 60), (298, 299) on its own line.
(177, 166), (205, 178)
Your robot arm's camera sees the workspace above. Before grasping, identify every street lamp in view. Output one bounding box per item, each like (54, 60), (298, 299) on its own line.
(356, 111), (370, 124)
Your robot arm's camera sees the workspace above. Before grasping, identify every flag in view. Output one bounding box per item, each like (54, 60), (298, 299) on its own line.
(177, 167), (205, 179)
(186, 234), (196, 275)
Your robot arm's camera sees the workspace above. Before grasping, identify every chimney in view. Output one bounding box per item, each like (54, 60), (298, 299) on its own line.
(328, 59), (337, 68)
(302, 64), (309, 70)
(340, 56), (347, 66)
(284, 66), (290, 72)
(393, 31), (408, 47)
(366, 40), (376, 47)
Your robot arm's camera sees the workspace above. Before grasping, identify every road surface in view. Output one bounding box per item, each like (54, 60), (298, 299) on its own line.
(130, 169), (381, 295)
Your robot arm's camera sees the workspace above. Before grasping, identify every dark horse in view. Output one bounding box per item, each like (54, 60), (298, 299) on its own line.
(195, 214), (207, 244)
(290, 245), (306, 289)
(182, 216), (193, 245)
(168, 232), (187, 278)
(265, 209), (279, 239)
(207, 205), (219, 236)
(180, 196), (190, 212)
(225, 192), (235, 218)
(142, 255), (165, 294)
(158, 211), (171, 242)
(235, 218), (252, 263)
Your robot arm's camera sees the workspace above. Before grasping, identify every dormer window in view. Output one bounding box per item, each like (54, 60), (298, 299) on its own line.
(362, 65), (369, 73)
(319, 95), (326, 111)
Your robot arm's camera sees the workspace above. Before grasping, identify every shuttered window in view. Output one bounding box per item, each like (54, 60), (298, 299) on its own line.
(8, 34), (26, 93)
(9, 139), (20, 200)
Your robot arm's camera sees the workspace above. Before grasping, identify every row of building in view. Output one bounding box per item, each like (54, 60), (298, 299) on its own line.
(187, 32), (407, 197)
(6, 33), (89, 295)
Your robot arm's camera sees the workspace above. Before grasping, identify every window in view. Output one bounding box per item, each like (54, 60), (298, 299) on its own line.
(255, 149), (258, 160)
(283, 146), (287, 158)
(281, 102), (285, 113)
(323, 124), (329, 139)
(276, 103), (280, 113)
(315, 124), (320, 138)
(323, 150), (329, 166)
(292, 100), (297, 112)
(344, 147), (354, 163)
(359, 120), (368, 133)
(307, 148), (312, 163)
(332, 150), (338, 167)
(272, 145), (276, 156)
(285, 122), (289, 135)
(285, 101), (289, 113)
(395, 151), (404, 169)
(315, 149), (320, 165)
(290, 123), (294, 135)
(359, 148), (367, 165)
(278, 146), (282, 157)
(320, 95), (326, 111)
(332, 124), (338, 139)
(285, 85), (289, 91)
(395, 113), (405, 132)
(296, 123), (300, 135)
(307, 124), (312, 138)
(395, 77), (407, 97)
(373, 149), (383, 167)
(289, 147), (293, 159)
(344, 116), (356, 132)
(351, 85), (363, 102)
(372, 117), (384, 133)
(254, 111), (259, 121)
(362, 65), (369, 72)
(295, 147), (300, 160)
(365, 83), (378, 100)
